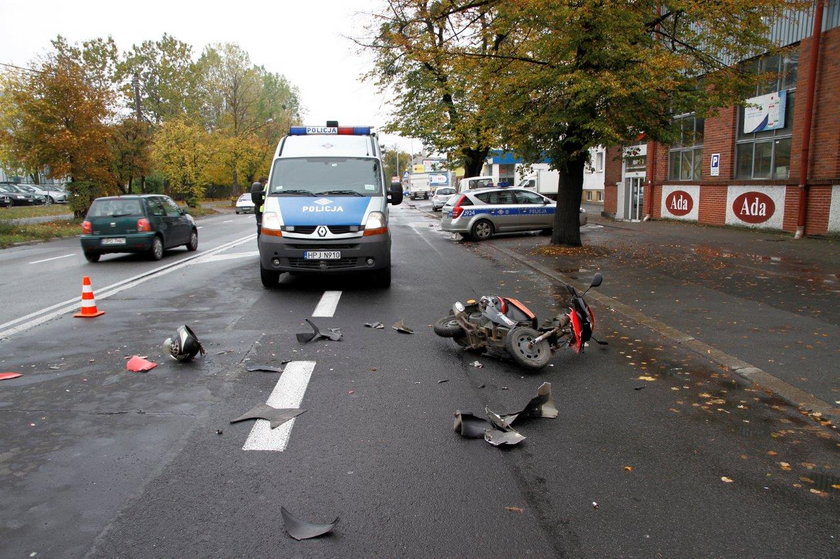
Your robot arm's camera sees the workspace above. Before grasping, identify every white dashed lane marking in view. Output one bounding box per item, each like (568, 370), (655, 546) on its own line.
(242, 361), (316, 452)
(312, 290), (342, 317)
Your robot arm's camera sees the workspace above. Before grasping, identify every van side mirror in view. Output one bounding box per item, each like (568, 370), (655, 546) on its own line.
(389, 182), (403, 205)
(250, 182), (265, 206)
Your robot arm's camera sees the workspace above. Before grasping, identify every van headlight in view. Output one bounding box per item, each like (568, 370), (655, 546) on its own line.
(363, 211), (388, 236)
(262, 211), (283, 236)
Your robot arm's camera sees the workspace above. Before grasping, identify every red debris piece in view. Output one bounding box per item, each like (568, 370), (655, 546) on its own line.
(0, 372), (22, 381)
(126, 356), (157, 372)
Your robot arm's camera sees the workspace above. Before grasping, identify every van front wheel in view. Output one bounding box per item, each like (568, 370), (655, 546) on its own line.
(372, 266), (391, 288)
(260, 266), (280, 288)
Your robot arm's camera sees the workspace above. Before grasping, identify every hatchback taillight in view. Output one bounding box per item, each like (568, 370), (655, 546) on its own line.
(451, 195), (466, 218)
(81, 221), (92, 234)
(137, 218), (152, 232)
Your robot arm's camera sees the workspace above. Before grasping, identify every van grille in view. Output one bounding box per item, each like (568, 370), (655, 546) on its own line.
(286, 225), (358, 235)
(288, 257), (359, 269)
(286, 244), (358, 250)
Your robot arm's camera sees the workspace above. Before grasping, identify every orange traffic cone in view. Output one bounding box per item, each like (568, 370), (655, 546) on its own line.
(74, 276), (105, 318)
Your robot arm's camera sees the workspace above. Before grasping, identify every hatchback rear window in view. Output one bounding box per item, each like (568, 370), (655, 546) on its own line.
(88, 199), (144, 217)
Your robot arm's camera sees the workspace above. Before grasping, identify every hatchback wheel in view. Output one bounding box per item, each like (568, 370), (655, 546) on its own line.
(84, 251), (100, 263)
(149, 236), (164, 260)
(186, 229), (198, 251)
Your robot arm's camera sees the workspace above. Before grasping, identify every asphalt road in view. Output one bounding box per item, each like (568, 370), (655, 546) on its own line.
(1, 204), (837, 558)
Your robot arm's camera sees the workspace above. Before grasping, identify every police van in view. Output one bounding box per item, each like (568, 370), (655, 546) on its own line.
(254, 123), (403, 288)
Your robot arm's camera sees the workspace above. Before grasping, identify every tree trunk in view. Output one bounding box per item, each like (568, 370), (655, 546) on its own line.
(231, 166), (239, 197)
(550, 154), (586, 247)
(462, 147), (489, 177)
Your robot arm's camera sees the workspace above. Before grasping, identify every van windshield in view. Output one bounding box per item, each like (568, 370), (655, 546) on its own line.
(269, 157), (382, 197)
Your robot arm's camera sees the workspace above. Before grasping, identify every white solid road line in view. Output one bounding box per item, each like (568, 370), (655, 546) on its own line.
(0, 234), (255, 339)
(312, 290), (342, 318)
(242, 361), (316, 452)
(29, 254), (75, 264)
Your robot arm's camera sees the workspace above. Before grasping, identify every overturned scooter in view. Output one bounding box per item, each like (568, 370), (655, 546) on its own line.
(434, 273), (605, 370)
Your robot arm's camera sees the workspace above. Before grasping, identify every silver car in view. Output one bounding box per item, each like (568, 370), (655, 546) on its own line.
(440, 187), (586, 240)
(430, 186), (457, 211)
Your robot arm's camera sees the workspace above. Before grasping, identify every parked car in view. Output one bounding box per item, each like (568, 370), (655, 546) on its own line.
(0, 191), (10, 208)
(440, 187), (587, 240)
(16, 184), (66, 204)
(430, 186), (457, 211)
(235, 193), (255, 214)
(0, 183), (46, 206)
(80, 194), (198, 262)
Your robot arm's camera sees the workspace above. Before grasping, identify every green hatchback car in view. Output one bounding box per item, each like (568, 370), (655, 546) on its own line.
(80, 195), (198, 262)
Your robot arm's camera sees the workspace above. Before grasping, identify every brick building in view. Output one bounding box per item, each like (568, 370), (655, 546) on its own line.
(604, 1), (840, 236)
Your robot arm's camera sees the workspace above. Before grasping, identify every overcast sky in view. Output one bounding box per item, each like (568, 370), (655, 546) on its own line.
(0, 0), (419, 152)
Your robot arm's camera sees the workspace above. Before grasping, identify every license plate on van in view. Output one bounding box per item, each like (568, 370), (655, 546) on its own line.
(304, 250), (341, 260)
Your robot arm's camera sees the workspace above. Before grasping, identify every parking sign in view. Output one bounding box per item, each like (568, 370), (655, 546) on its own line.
(710, 153), (720, 177)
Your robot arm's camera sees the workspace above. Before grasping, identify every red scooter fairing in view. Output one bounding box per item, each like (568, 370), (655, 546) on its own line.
(568, 310), (584, 353)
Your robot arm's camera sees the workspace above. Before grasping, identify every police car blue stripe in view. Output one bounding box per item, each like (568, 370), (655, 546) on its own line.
(460, 207), (555, 217)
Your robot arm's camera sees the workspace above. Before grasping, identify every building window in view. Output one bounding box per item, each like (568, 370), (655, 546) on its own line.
(735, 49), (798, 179)
(668, 115), (704, 180)
(595, 151), (604, 172)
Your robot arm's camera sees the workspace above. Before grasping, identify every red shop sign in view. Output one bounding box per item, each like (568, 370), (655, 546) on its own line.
(732, 192), (775, 224)
(664, 190), (693, 216)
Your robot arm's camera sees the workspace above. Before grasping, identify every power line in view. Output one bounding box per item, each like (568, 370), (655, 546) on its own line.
(0, 62), (43, 74)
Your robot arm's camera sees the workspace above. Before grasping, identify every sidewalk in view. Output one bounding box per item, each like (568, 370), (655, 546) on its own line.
(484, 205), (840, 423)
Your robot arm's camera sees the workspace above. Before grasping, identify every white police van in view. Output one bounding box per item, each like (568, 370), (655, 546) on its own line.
(255, 123), (403, 288)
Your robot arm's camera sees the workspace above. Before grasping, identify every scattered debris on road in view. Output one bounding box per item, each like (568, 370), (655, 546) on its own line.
(392, 319), (414, 334)
(163, 325), (206, 362)
(126, 356), (157, 372)
(281, 507), (339, 540)
(453, 383), (558, 447)
(296, 318), (342, 343)
(471, 360), (484, 368)
(230, 404), (305, 429)
(246, 364), (286, 373)
(364, 321), (385, 329)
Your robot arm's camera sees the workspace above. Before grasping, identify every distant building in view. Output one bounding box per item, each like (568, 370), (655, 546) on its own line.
(481, 148), (606, 203)
(604, 2), (840, 235)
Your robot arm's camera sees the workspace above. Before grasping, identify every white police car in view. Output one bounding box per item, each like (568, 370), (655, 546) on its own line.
(440, 187), (586, 240)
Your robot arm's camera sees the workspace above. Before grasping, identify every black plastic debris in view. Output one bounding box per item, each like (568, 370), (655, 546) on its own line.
(484, 407), (526, 446)
(246, 364), (286, 373)
(281, 507), (339, 541)
(452, 383), (558, 447)
(230, 404), (306, 429)
(364, 321), (385, 329)
(392, 320), (414, 334)
(484, 427), (526, 446)
(163, 325), (206, 362)
(296, 318), (342, 344)
(453, 411), (490, 438)
(501, 382), (558, 425)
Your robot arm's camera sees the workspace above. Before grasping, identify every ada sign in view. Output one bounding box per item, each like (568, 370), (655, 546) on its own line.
(710, 153), (720, 177)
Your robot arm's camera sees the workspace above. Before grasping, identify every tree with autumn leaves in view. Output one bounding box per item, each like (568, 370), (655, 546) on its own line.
(363, 0), (806, 246)
(0, 34), (301, 214)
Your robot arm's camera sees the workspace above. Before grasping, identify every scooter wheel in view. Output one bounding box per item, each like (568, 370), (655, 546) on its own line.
(433, 315), (463, 338)
(505, 326), (551, 370)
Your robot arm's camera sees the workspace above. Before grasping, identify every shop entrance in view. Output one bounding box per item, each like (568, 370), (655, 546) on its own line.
(624, 177), (644, 222)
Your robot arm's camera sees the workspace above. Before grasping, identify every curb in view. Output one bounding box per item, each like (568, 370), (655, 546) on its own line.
(487, 243), (840, 428)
